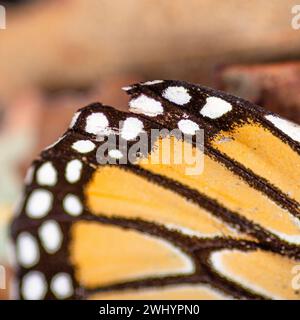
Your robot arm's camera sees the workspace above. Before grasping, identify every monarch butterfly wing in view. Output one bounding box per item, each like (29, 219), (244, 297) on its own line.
(123, 81), (300, 299)
(59, 103), (264, 299)
(12, 85), (300, 300)
(125, 81), (300, 251)
(126, 80), (300, 204)
(68, 103), (250, 242)
(13, 103), (250, 300)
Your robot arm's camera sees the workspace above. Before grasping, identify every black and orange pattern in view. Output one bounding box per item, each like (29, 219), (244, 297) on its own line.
(11, 80), (300, 300)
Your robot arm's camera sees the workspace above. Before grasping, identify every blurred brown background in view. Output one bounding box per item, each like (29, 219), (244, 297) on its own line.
(1, 0), (300, 298)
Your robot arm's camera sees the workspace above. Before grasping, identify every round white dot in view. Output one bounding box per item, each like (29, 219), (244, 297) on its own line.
(85, 113), (109, 135)
(50, 273), (73, 299)
(72, 140), (95, 153)
(65, 159), (82, 183)
(178, 119), (200, 135)
(121, 117), (144, 140)
(26, 189), (53, 219)
(16, 232), (40, 268)
(63, 194), (83, 216)
(36, 162), (57, 186)
(22, 271), (47, 300)
(162, 86), (191, 105)
(108, 149), (123, 159)
(129, 94), (163, 117)
(38, 220), (63, 254)
(200, 97), (232, 119)
(69, 111), (81, 128)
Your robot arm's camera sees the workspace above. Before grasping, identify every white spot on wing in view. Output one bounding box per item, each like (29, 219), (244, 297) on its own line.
(17, 232), (40, 268)
(121, 117), (144, 140)
(178, 119), (200, 135)
(39, 220), (63, 254)
(26, 189), (53, 218)
(72, 140), (95, 153)
(142, 80), (163, 85)
(122, 86), (132, 91)
(85, 113), (109, 135)
(65, 159), (82, 183)
(50, 273), (73, 299)
(200, 97), (232, 119)
(63, 194), (83, 216)
(22, 271), (47, 300)
(162, 86), (191, 105)
(265, 115), (300, 143)
(129, 94), (163, 117)
(36, 162), (57, 186)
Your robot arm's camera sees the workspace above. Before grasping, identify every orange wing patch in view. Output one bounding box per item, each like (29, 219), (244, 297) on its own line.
(86, 165), (250, 240)
(11, 81), (300, 300)
(211, 121), (300, 203)
(139, 137), (300, 246)
(210, 249), (300, 300)
(69, 221), (194, 288)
